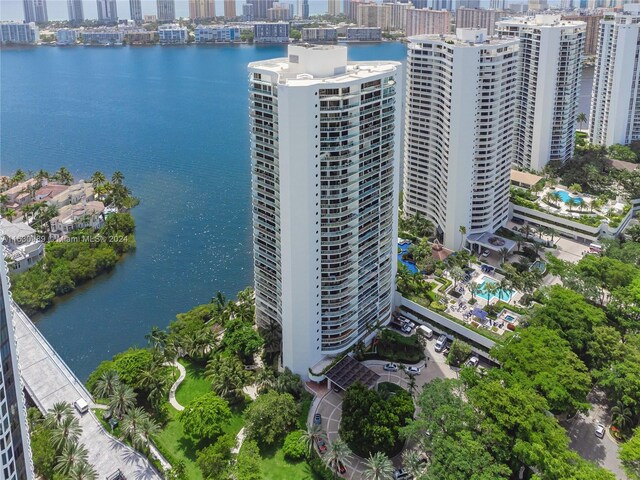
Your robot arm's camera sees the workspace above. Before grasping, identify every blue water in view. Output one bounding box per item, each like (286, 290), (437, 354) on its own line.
(554, 189), (583, 204)
(0, 42), (408, 380)
(477, 278), (514, 302)
(397, 242), (419, 274)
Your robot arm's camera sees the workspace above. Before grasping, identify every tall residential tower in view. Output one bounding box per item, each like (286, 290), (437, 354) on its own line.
(249, 45), (401, 374)
(130, 0), (143, 22)
(96, 0), (118, 23)
(589, 4), (640, 147)
(403, 29), (520, 250)
(189, 0), (216, 19)
(0, 249), (33, 479)
(67, 0), (84, 24)
(23, 0), (47, 23)
(157, 0), (176, 21)
(497, 15), (585, 171)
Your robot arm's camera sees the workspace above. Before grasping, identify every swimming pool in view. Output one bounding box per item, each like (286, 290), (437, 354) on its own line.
(505, 314), (516, 323)
(476, 277), (514, 302)
(554, 189), (583, 204)
(530, 260), (546, 273)
(398, 241), (419, 274)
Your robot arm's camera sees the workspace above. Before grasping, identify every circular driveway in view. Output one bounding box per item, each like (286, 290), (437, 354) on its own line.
(312, 340), (458, 479)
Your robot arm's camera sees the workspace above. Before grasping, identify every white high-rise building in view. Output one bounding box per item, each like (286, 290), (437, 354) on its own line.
(0, 249), (33, 480)
(497, 15), (585, 171)
(249, 45), (402, 375)
(96, 0), (118, 23)
(589, 4), (640, 147)
(67, 0), (84, 24)
(403, 29), (520, 250)
(157, 0), (176, 21)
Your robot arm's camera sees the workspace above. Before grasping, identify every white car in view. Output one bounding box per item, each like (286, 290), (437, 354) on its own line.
(383, 363), (399, 372)
(406, 366), (421, 375)
(401, 324), (412, 334)
(466, 355), (480, 368)
(402, 318), (416, 329)
(595, 424), (606, 439)
(481, 249), (490, 258)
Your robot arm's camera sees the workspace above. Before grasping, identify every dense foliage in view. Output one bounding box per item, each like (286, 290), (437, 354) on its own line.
(10, 213), (136, 314)
(180, 393), (232, 442)
(340, 382), (414, 457)
(244, 391), (299, 446)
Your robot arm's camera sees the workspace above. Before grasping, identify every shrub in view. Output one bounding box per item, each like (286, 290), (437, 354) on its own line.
(282, 430), (306, 461)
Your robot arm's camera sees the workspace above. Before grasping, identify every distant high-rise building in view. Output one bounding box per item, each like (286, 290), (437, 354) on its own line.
(157, 0), (175, 21)
(528, 0), (548, 10)
(298, 0), (310, 18)
(0, 250), (33, 480)
(130, 0), (143, 22)
(455, 7), (502, 35)
(96, 0), (118, 23)
(242, 2), (254, 19)
(490, 0), (506, 8)
(357, 3), (391, 29)
(403, 28), (519, 250)
(405, 8), (450, 36)
(189, 0), (216, 19)
(328, 0), (341, 15)
(224, 0), (237, 18)
(268, 2), (293, 20)
(589, 4), (640, 146)
(497, 15), (585, 171)
(562, 13), (602, 55)
(249, 45), (401, 375)
(248, 0), (276, 19)
(23, 0), (47, 23)
(67, 0), (84, 24)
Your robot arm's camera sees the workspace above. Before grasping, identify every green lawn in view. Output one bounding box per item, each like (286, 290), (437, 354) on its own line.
(175, 359), (210, 407)
(259, 446), (322, 480)
(153, 407), (203, 480)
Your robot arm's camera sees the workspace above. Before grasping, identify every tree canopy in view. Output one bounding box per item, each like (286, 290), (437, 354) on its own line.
(244, 391), (298, 446)
(180, 393), (232, 442)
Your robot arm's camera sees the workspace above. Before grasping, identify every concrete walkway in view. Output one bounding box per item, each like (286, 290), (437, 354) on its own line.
(167, 360), (187, 411)
(12, 303), (162, 479)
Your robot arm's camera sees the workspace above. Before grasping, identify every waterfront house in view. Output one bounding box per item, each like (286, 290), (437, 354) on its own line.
(49, 201), (105, 240)
(0, 219), (44, 273)
(48, 181), (94, 208)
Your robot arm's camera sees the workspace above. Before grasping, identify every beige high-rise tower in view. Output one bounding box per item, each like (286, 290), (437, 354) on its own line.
(224, 0), (237, 19)
(189, 0), (215, 19)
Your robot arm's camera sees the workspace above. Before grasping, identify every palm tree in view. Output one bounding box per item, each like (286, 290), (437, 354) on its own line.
(363, 451), (394, 480)
(469, 281), (480, 302)
(120, 407), (147, 449)
(611, 400), (632, 431)
(109, 383), (136, 419)
(577, 112), (587, 130)
(544, 191), (557, 207)
(402, 449), (426, 478)
(255, 367), (276, 393)
(3, 208), (16, 222)
(52, 415), (82, 451)
(450, 266), (465, 289)
(69, 461), (98, 480)
(54, 167), (74, 185)
(206, 354), (249, 400)
(325, 438), (351, 479)
(44, 402), (74, 429)
(11, 169), (26, 185)
(111, 171), (125, 185)
(54, 441), (89, 475)
(90, 171), (106, 189)
(138, 415), (161, 451)
(299, 423), (325, 456)
(499, 247), (510, 264)
(458, 225), (467, 251)
(482, 282), (500, 308)
(498, 278), (512, 303)
(138, 365), (170, 411)
(145, 326), (167, 352)
(94, 370), (120, 399)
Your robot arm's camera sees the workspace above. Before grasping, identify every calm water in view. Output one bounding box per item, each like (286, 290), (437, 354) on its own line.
(0, 42), (408, 380)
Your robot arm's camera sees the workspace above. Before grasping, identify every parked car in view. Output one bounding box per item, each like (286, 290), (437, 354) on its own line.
(466, 355), (480, 368)
(418, 325), (433, 339)
(442, 346), (451, 356)
(333, 385), (342, 393)
(384, 363), (399, 372)
(394, 469), (412, 480)
(435, 334), (448, 352)
(401, 324), (412, 334)
(313, 413), (322, 425)
(338, 462), (346, 475)
(316, 438), (327, 454)
(73, 398), (88, 414)
(595, 424), (606, 439)
(406, 366), (421, 375)
(401, 318), (416, 329)
(481, 249), (490, 258)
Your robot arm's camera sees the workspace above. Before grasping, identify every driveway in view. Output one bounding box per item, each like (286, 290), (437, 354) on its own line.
(562, 389), (627, 479)
(312, 338), (458, 479)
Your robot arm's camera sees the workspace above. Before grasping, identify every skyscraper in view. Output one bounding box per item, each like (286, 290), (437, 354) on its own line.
(130, 0), (143, 22)
(189, 0), (216, 19)
(497, 15), (585, 171)
(405, 8), (450, 37)
(157, 0), (176, 21)
(328, 0), (341, 16)
(298, 0), (310, 18)
(248, 0), (275, 19)
(249, 45), (401, 374)
(0, 251), (33, 480)
(96, 0), (118, 23)
(528, 0), (548, 10)
(455, 7), (502, 35)
(224, 0), (237, 19)
(589, 4), (640, 147)
(23, 0), (47, 23)
(403, 29), (520, 250)
(67, 0), (84, 24)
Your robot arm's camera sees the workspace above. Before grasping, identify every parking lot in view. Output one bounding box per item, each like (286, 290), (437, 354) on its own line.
(311, 332), (463, 479)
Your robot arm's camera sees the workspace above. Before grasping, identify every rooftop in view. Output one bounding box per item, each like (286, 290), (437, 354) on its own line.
(510, 169), (543, 187)
(0, 218), (36, 241)
(51, 200), (105, 226)
(325, 355), (380, 391)
(497, 14), (586, 28)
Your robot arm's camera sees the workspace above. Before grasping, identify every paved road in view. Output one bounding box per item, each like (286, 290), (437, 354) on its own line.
(562, 389), (628, 480)
(13, 303), (162, 479)
(313, 338), (458, 479)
